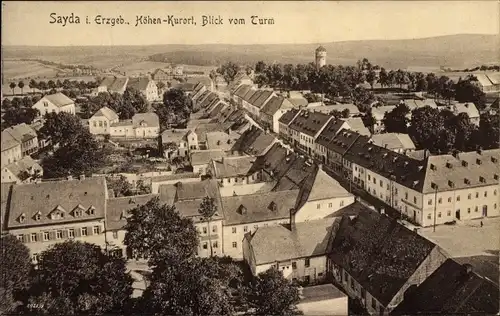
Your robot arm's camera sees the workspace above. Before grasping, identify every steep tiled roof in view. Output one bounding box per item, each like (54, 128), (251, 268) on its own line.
(212, 156), (256, 178)
(288, 110), (332, 137)
(249, 217), (336, 265)
(242, 89), (257, 102)
(315, 119), (347, 147)
(248, 90), (264, 106)
(3, 123), (37, 144)
(222, 190), (299, 226)
(127, 77), (153, 91)
(392, 258), (499, 315)
(251, 143), (289, 176)
(343, 117), (371, 136)
(92, 106), (119, 121)
(261, 96), (294, 116)
(4, 156), (42, 178)
(1, 130), (20, 151)
(160, 129), (189, 144)
(278, 108), (300, 125)
(295, 166), (352, 211)
(43, 92), (74, 107)
(106, 194), (157, 230)
(193, 90), (211, 104)
(325, 129), (365, 155)
(273, 156), (316, 191)
(132, 113), (159, 128)
(190, 149), (226, 166)
(252, 90), (274, 108)
(7, 177), (107, 229)
(328, 211), (437, 306)
(231, 128), (276, 156)
(370, 133), (416, 151)
(234, 84), (252, 98)
(200, 92), (219, 109)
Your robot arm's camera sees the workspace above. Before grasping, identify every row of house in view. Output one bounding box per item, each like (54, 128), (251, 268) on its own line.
(88, 106), (160, 139)
(95, 76), (160, 102)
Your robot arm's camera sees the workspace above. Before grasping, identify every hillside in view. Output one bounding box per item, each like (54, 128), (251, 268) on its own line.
(3, 34), (498, 71)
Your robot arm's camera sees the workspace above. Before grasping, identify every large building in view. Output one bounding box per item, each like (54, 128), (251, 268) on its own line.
(315, 46), (327, 69)
(32, 92), (76, 116)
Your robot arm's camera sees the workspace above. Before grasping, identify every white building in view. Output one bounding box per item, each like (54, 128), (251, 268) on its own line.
(32, 93), (76, 116)
(88, 107), (119, 135)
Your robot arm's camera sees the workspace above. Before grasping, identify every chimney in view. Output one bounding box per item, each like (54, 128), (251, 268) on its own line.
(79, 174), (86, 180)
(67, 175), (73, 181)
(289, 208), (296, 231)
(318, 164), (323, 170)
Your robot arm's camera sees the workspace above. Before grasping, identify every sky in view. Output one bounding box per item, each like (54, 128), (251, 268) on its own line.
(2, 1), (499, 46)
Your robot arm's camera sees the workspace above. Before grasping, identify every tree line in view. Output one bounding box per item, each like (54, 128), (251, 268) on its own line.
(78, 88), (148, 120)
(1, 196), (302, 316)
(380, 104), (499, 153)
(8, 79), (99, 95)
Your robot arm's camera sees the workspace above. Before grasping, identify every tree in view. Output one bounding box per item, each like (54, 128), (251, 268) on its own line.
(123, 197), (199, 269)
(106, 175), (133, 197)
(9, 82), (16, 95)
(29, 79), (37, 93)
(139, 256), (237, 316)
(454, 78), (487, 110)
(382, 104), (410, 133)
(41, 129), (106, 178)
(18, 81), (25, 95)
(366, 69), (377, 90)
(362, 109), (376, 133)
(378, 68), (388, 88)
(245, 267), (301, 316)
(341, 108), (350, 118)
(22, 241), (133, 316)
(217, 61), (240, 84)
(478, 112), (500, 149)
(157, 88), (191, 128)
(198, 196), (217, 257)
(255, 61), (267, 74)
(40, 112), (87, 146)
(329, 110), (343, 120)
(0, 234), (32, 314)
(409, 107), (445, 153)
(2, 107), (39, 129)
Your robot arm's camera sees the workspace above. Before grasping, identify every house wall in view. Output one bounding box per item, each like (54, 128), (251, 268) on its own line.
(1, 145), (22, 167)
(195, 219), (224, 257)
(255, 256), (328, 284)
(134, 126), (160, 138)
(1, 167), (19, 183)
(143, 81), (159, 102)
(9, 219), (106, 263)
(272, 109), (288, 134)
(33, 99), (76, 116)
(217, 171), (262, 187)
(110, 125), (135, 138)
(20, 137), (39, 156)
(223, 218), (289, 259)
(294, 197), (355, 223)
(89, 116), (118, 135)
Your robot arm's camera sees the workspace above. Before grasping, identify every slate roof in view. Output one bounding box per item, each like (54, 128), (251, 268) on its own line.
(212, 156), (256, 178)
(231, 127), (276, 156)
(222, 190), (299, 226)
(370, 133), (416, 151)
(288, 110), (332, 137)
(328, 210), (437, 306)
(4, 156), (42, 178)
(325, 129), (365, 155)
(299, 284), (347, 304)
(295, 166), (352, 211)
(190, 149), (226, 166)
(2, 123), (37, 144)
(252, 90), (275, 108)
(150, 172), (200, 183)
(261, 96), (294, 116)
(273, 156), (316, 191)
(106, 194), (157, 230)
(343, 117), (371, 136)
(206, 132), (238, 151)
(248, 90), (264, 106)
(249, 217), (336, 265)
(315, 119), (347, 148)
(487, 72), (500, 85)
(242, 89), (258, 103)
(192, 82), (205, 95)
(391, 259), (499, 315)
(7, 177), (107, 229)
(127, 77), (153, 91)
(43, 92), (74, 107)
(278, 108), (300, 125)
(234, 85), (252, 98)
(132, 112), (159, 128)
(92, 106), (119, 121)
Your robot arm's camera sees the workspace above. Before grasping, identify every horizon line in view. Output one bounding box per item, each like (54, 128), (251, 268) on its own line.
(3, 33), (497, 48)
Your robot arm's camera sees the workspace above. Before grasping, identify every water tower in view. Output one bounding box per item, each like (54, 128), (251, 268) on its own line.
(315, 46), (327, 69)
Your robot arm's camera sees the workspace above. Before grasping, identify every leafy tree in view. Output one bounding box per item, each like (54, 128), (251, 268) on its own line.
(123, 197), (199, 269)
(41, 129), (106, 178)
(409, 107), (445, 153)
(198, 196), (217, 257)
(329, 110), (343, 120)
(9, 82), (16, 95)
(139, 256), (237, 316)
(454, 77), (487, 110)
(106, 175), (133, 197)
(341, 108), (350, 118)
(136, 180), (151, 195)
(0, 234), (32, 314)
(157, 88), (191, 128)
(362, 109), (376, 133)
(478, 112), (500, 149)
(217, 61), (240, 84)
(366, 69), (377, 90)
(303, 93), (321, 103)
(18, 81), (25, 95)
(378, 68), (389, 88)
(2, 107), (39, 129)
(40, 112), (86, 146)
(29, 79), (37, 93)
(47, 80), (56, 90)
(22, 241), (133, 316)
(244, 267), (301, 316)
(255, 61), (267, 74)
(382, 103), (410, 133)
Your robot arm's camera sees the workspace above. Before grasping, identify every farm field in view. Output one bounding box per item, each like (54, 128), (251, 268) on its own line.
(2, 60), (64, 80)
(115, 61), (172, 76)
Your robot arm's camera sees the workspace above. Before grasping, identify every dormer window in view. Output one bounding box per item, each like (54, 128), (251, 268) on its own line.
(430, 164), (436, 171)
(492, 157), (498, 164)
(268, 201), (277, 212)
(479, 176), (486, 183)
(461, 160), (468, 167)
(430, 182), (438, 190)
(476, 159), (482, 165)
(238, 204), (247, 215)
(446, 162), (452, 169)
(494, 174), (499, 180)
(88, 206), (95, 215)
(34, 211), (42, 221)
(19, 213), (26, 223)
(464, 178), (470, 185)
(448, 180), (455, 188)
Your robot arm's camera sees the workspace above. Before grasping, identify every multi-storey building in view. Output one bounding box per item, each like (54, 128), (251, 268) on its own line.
(88, 106), (120, 135)
(260, 95), (294, 134)
(287, 110), (333, 156)
(32, 92), (76, 116)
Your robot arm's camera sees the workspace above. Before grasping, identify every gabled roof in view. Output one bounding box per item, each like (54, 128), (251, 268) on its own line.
(231, 127), (276, 156)
(328, 211), (437, 306)
(248, 90), (264, 106)
(200, 92), (219, 109)
(250, 143), (289, 175)
(43, 93), (74, 107)
(453, 102), (480, 119)
(343, 117), (371, 136)
(132, 112), (159, 128)
(193, 90), (211, 103)
(325, 129), (365, 154)
(3, 156), (42, 178)
(127, 77), (154, 91)
(370, 133), (416, 151)
(273, 156), (316, 191)
(295, 166), (352, 210)
(194, 123), (224, 142)
(252, 90), (275, 108)
(7, 177), (107, 228)
(1, 130), (21, 151)
(99, 77), (129, 92)
(190, 149), (226, 166)
(222, 190), (299, 226)
(234, 84), (252, 98)
(2, 123), (37, 144)
(288, 110), (332, 137)
(278, 108), (300, 125)
(315, 119), (347, 147)
(261, 96), (294, 116)
(212, 156), (256, 178)
(106, 194), (157, 230)
(249, 217), (336, 265)
(161, 129), (189, 144)
(391, 259), (499, 315)
(242, 89), (258, 102)
(92, 106), (119, 121)
(205, 132), (238, 151)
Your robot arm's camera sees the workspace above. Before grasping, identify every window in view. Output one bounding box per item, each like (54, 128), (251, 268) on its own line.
(317, 204), (320, 209)
(351, 280), (355, 290)
(475, 206), (478, 212)
(31, 233), (37, 242)
(81, 227), (88, 236)
(56, 230), (62, 239)
(17, 235), (23, 242)
(368, 175), (371, 181)
(467, 208), (471, 214)
(305, 258), (310, 267)
(292, 262), (297, 269)
(68, 229), (75, 238)
(213, 241), (218, 248)
(328, 203), (332, 208)
(113, 231), (118, 239)
(414, 196), (417, 204)
(494, 190), (497, 196)
(232, 242), (237, 248)
(447, 210), (451, 216)
(427, 214), (431, 220)
(203, 242), (208, 249)
(340, 200), (345, 207)
(32, 254), (39, 262)
(99, 121), (103, 127)
(405, 192), (408, 200)
(379, 180), (383, 187)
(468, 194), (472, 200)
(484, 191), (488, 197)
(448, 197), (452, 203)
(93, 121), (97, 127)
(457, 196), (460, 201)
(243, 226), (248, 232)
(438, 197), (442, 204)
(373, 177), (376, 184)
(372, 298), (376, 309)
(428, 199), (432, 205)
(232, 227), (237, 234)
(203, 227), (208, 234)
(212, 225), (217, 233)
(43, 232), (49, 241)
(494, 204), (497, 209)
(476, 192), (479, 198)
(438, 212), (441, 218)
(93, 226), (99, 234)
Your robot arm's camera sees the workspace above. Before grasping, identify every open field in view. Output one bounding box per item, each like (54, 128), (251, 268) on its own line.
(419, 217), (500, 285)
(2, 60), (64, 80)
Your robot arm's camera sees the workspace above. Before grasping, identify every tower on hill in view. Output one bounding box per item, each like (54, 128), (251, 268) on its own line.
(315, 46), (327, 69)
